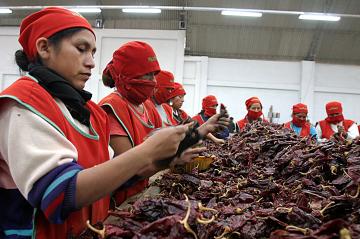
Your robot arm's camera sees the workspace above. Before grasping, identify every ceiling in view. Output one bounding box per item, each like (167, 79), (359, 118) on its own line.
(1, 0), (360, 65)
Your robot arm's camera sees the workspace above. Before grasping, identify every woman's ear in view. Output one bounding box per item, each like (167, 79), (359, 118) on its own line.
(35, 37), (51, 60)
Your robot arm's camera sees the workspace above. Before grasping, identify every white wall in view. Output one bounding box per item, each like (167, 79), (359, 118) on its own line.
(183, 57), (360, 124)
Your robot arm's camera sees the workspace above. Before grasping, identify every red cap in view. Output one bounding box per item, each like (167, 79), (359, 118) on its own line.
(292, 103), (308, 114)
(202, 95), (218, 109)
(103, 41), (160, 83)
(155, 70), (175, 89)
(326, 101), (343, 115)
(167, 82), (186, 100)
(19, 7), (94, 61)
(245, 97), (262, 109)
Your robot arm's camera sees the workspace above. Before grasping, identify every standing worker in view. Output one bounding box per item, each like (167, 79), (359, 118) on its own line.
(193, 95), (230, 142)
(0, 7), (194, 239)
(150, 70), (177, 126)
(167, 82), (191, 125)
(284, 103), (317, 138)
(316, 101), (359, 140)
(237, 96), (267, 132)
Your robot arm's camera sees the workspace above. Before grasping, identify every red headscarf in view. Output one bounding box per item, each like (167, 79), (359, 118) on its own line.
(325, 101), (344, 124)
(19, 7), (94, 62)
(167, 82), (186, 101)
(202, 95), (218, 117)
(292, 103), (308, 127)
(245, 96), (263, 120)
(245, 97), (262, 109)
(292, 103), (308, 114)
(326, 101), (343, 115)
(153, 70), (175, 104)
(103, 41), (161, 105)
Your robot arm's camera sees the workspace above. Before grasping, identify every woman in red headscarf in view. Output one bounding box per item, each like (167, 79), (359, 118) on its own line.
(316, 101), (359, 140)
(284, 103), (317, 138)
(0, 7), (195, 239)
(150, 70), (178, 126)
(98, 43), (228, 205)
(167, 82), (191, 125)
(99, 41), (167, 205)
(236, 96), (267, 132)
(192, 95), (230, 142)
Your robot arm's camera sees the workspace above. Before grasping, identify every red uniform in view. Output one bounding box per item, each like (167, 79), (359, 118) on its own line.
(318, 119), (355, 140)
(99, 92), (162, 204)
(1, 77), (110, 238)
(236, 117), (267, 132)
(192, 113), (206, 126)
(284, 121), (311, 137)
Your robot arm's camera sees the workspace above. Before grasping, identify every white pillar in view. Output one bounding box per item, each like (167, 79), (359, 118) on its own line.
(300, 60), (316, 121)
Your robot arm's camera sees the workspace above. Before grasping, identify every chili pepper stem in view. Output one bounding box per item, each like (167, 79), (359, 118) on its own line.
(214, 226), (231, 239)
(285, 225), (310, 235)
(319, 201), (335, 216)
(86, 220), (105, 239)
(349, 184), (360, 199)
(179, 194), (198, 239)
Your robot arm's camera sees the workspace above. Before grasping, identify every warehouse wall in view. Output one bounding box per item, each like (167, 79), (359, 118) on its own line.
(184, 57), (360, 124)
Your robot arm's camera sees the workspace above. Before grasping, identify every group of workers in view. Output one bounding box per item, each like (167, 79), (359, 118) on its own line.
(0, 7), (229, 239)
(0, 7), (359, 239)
(224, 96), (359, 141)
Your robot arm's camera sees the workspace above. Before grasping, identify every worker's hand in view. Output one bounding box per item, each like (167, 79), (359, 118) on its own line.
(213, 137), (225, 145)
(337, 125), (347, 137)
(170, 145), (206, 168)
(197, 113), (230, 137)
(143, 123), (192, 161)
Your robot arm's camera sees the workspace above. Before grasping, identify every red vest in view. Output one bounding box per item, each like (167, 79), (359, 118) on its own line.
(0, 77), (110, 238)
(318, 119), (354, 139)
(172, 109), (190, 125)
(192, 114), (206, 126)
(161, 103), (178, 126)
(98, 92), (162, 204)
(358, 125), (360, 134)
(284, 121), (311, 137)
(237, 117), (268, 131)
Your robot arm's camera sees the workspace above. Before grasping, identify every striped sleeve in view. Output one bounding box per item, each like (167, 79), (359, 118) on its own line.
(0, 101), (81, 223)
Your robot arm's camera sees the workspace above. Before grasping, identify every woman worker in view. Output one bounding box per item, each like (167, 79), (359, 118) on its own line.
(0, 7), (196, 239)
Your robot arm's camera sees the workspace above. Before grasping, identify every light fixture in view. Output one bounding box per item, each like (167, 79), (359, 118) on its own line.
(69, 7), (101, 13)
(122, 8), (161, 14)
(221, 10), (262, 17)
(0, 8), (12, 14)
(299, 14), (340, 21)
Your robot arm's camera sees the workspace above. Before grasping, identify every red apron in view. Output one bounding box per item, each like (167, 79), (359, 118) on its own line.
(99, 92), (162, 204)
(0, 77), (110, 238)
(319, 119), (355, 139)
(192, 114), (206, 126)
(284, 121), (311, 137)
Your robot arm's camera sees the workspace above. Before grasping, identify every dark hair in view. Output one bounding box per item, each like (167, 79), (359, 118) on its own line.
(102, 74), (115, 88)
(15, 27), (84, 72)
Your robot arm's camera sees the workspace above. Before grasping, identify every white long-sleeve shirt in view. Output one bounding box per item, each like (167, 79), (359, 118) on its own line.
(316, 121), (359, 141)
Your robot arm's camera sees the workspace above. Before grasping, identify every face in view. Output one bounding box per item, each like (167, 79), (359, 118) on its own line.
(139, 72), (156, 81)
(209, 104), (218, 109)
(42, 29), (96, 90)
(249, 103), (262, 112)
(293, 112), (307, 120)
(328, 112), (341, 117)
(171, 94), (185, 110)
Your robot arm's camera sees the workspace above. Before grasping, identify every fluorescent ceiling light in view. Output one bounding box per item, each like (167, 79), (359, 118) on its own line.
(0, 8), (12, 14)
(69, 8), (101, 13)
(221, 10), (262, 17)
(299, 14), (340, 21)
(122, 8), (161, 14)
